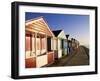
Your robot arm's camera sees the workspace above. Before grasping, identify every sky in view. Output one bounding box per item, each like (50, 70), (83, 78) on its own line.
(25, 12), (90, 47)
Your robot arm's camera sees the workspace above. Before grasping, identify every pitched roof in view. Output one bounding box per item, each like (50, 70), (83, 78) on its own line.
(52, 30), (62, 37)
(25, 17), (54, 37)
(66, 34), (69, 38)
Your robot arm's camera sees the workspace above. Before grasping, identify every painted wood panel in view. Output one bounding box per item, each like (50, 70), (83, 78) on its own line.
(58, 50), (62, 58)
(25, 36), (31, 51)
(48, 52), (54, 64)
(25, 51), (35, 58)
(36, 55), (47, 67)
(58, 39), (61, 50)
(53, 39), (57, 50)
(25, 57), (36, 68)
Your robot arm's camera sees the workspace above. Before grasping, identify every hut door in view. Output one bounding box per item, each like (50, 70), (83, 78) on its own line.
(47, 37), (51, 51)
(61, 40), (64, 49)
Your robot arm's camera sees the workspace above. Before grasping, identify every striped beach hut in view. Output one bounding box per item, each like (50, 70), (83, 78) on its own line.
(25, 17), (55, 68)
(52, 30), (66, 59)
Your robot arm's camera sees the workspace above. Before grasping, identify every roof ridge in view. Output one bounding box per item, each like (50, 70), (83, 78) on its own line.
(25, 16), (43, 23)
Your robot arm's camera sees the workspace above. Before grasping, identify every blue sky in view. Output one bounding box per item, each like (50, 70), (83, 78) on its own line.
(25, 12), (90, 47)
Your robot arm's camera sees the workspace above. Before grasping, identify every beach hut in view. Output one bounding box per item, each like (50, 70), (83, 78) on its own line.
(52, 30), (66, 59)
(25, 17), (55, 68)
(71, 38), (75, 51)
(71, 38), (80, 50)
(68, 38), (80, 54)
(76, 40), (80, 48)
(68, 40), (72, 53)
(74, 39), (80, 49)
(65, 35), (69, 55)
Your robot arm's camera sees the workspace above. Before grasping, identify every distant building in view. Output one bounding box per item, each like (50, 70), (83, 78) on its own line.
(75, 39), (80, 49)
(68, 40), (72, 53)
(71, 38), (76, 50)
(71, 38), (80, 51)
